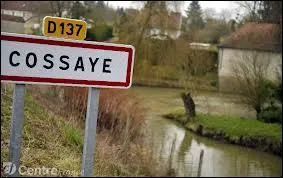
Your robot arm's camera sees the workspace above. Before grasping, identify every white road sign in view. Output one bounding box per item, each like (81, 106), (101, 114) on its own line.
(1, 32), (135, 89)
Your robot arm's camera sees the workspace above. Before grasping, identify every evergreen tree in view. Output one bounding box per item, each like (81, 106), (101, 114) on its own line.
(185, 1), (205, 31)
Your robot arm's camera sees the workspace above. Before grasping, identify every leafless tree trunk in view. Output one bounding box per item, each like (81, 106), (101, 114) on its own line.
(231, 50), (273, 117)
(135, 2), (155, 52)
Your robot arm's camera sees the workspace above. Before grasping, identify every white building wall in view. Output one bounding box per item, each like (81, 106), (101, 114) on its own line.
(149, 28), (181, 40)
(1, 20), (25, 34)
(218, 48), (282, 92)
(1, 9), (33, 21)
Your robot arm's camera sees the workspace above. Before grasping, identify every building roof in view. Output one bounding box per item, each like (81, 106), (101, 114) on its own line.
(1, 14), (25, 23)
(219, 23), (282, 52)
(1, 1), (39, 12)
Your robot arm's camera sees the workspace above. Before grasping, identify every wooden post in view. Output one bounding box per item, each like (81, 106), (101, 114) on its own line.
(197, 149), (204, 177)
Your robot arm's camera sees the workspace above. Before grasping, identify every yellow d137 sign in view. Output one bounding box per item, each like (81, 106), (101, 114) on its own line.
(42, 16), (87, 40)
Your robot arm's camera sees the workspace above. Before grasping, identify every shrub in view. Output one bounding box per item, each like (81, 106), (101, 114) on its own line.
(210, 80), (217, 87)
(231, 50), (281, 119)
(258, 108), (282, 124)
(257, 81), (282, 124)
(179, 48), (218, 77)
(273, 81), (282, 102)
(98, 89), (146, 143)
(61, 87), (146, 143)
(29, 85), (146, 143)
(63, 123), (83, 151)
(86, 30), (96, 41)
(87, 24), (113, 42)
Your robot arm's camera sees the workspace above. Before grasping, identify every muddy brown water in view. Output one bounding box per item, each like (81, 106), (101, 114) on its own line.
(131, 86), (282, 177)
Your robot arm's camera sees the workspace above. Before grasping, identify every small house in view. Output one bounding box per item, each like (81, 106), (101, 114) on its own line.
(218, 23), (282, 92)
(1, 1), (41, 35)
(148, 11), (182, 40)
(1, 14), (25, 34)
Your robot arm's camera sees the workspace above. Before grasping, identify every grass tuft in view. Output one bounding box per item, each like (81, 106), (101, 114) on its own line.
(163, 108), (282, 155)
(63, 123), (83, 151)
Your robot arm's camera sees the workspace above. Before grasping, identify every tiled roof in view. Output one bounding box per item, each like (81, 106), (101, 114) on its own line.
(1, 14), (25, 23)
(219, 23), (282, 52)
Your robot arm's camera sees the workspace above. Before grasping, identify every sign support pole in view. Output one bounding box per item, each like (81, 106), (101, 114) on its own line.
(2, 26), (133, 177)
(7, 84), (26, 177)
(81, 87), (100, 177)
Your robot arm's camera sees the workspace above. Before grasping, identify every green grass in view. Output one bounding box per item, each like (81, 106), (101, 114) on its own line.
(194, 114), (282, 142)
(1, 89), (135, 176)
(1, 88), (82, 176)
(163, 108), (187, 124)
(62, 122), (84, 151)
(163, 108), (282, 155)
(1, 87), (167, 177)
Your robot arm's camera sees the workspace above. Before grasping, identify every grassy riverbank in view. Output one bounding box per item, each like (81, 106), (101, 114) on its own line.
(163, 108), (282, 156)
(1, 87), (166, 177)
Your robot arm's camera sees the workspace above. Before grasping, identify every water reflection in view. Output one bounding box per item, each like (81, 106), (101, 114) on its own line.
(145, 117), (282, 177)
(133, 86), (281, 177)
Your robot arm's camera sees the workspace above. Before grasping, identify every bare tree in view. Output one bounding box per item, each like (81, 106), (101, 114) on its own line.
(49, 1), (72, 17)
(117, 1), (184, 67)
(167, 1), (184, 13)
(218, 9), (233, 22)
(203, 8), (217, 21)
(134, 1), (156, 51)
(177, 45), (217, 94)
(235, 1), (282, 24)
(234, 1), (261, 22)
(231, 50), (274, 118)
(33, 1), (72, 18)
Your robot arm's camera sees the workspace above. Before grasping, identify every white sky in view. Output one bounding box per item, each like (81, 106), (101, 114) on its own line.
(107, 1), (237, 17)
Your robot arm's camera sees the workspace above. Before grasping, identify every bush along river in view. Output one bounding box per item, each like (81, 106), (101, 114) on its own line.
(131, 86), (282, 177)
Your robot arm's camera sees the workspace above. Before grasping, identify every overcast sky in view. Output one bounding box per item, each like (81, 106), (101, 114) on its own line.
(107, 1), (237, 17)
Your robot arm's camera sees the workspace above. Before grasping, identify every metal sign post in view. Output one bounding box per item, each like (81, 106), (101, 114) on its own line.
(7, 83), (26, 177)
(1, 16), (134, 177)
(81, 87), (100, 176)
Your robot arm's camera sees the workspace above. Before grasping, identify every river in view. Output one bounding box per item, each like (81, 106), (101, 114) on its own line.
(130, 86), (282, 177)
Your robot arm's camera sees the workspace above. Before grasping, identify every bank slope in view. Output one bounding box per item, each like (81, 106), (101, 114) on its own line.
(163, 108), (282, 156)
(1, 89), (84, 176)
(1, 87), (168, 177)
